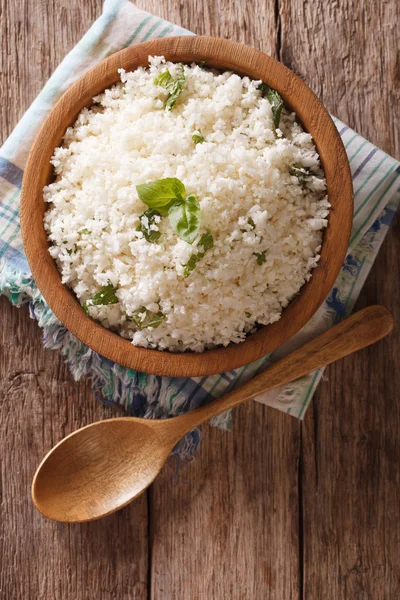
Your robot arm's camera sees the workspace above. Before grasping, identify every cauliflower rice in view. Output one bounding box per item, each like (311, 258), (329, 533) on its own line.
(44, 56), (330, 352)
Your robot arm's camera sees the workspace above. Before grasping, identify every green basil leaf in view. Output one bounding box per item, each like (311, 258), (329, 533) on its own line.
(198, 60), (206, 68)
(289, 163), (312, 182)
(128, 307), (165, 330)
(136, 177), (186, 214)
(184, 231), (214, 277)
(154, 64), (186, 111)
(192, 130), (205, 144)
(168, 194), (201, 245)
(253, 251), (266, 266)
(258, 83), (283, 129)
(136, 209), (162, 243)
(83, 281), (118, 313)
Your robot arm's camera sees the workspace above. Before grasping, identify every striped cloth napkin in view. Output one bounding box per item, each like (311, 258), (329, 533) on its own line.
(1, 0), (399, 454)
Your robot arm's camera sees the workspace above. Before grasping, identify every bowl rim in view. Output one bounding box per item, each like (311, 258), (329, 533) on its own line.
(20, 36), (353, 377)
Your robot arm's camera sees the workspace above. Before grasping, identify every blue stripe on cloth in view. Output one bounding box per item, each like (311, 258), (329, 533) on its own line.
(0, 242), (30, 272)
(185, 376), (211, 406)
(380, 207), (396, 226)
(0, 157), (23, 188)
(339, 126), (348, 136)
(352, 149), (378, 180)
(169, 376), (216, 411)
(0, 203), (20, 225)
(220, 372), (234, 382)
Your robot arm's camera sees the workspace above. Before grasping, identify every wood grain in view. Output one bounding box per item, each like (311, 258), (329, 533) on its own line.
(20, 36), (352, 377)
(1, 0), (399, 599)
(150, 407), (301, 599)
(279, 0), (400, 158)
(0, 298), (149, 599)
(279, 1), (400, 597)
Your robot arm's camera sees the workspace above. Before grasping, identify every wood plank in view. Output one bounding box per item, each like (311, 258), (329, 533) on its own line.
(150, 404), (301, 599)
(0, 2), (148, 598)
(135, 2), (302, 598)
(135, 0), (279, 58)
(280, 0), (400, 597)
(0, 300), (149, 600)
(301, 225), (400, 598)
(279, 0), (400, 158)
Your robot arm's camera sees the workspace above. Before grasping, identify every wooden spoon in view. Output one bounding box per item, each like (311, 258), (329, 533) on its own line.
(32, 305), (393, 523)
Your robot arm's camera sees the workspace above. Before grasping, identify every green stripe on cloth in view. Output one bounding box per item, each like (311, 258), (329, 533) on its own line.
(350, 171), (400, 245)
(123, 14), (153, 47)
(354, 163), (398, 217)
(141, 19), (164, 42)
(348, 140), (368, 163)
(344, 133), (359, 149)
(354, 156), (388, 199)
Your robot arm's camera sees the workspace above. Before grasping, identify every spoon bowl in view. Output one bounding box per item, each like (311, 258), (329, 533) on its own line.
(32, 418), (179, 522)
(32, 306), (394, 523)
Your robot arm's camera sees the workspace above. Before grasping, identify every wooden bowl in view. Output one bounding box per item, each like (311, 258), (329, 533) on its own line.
(20, 37), (353, 378)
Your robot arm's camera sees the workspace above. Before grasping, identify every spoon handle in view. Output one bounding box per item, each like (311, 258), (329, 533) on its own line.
(174, 305), (393, 432)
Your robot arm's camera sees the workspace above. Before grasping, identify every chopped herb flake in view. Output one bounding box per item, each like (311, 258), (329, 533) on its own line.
(154, 63), (186, 111)
(240, 217), (256, 233)
(83, 282), (119, 313)
(184, 231), (214, 277)
(253, 251), (266, 265)
(136, 209), (162, 243)
(66, 243), (78, 255)
(128, 307), (165, 330)
(245, 311), (252, 318)
(289, 163), (312, 182)
(192, 130), (205, 144)
(258, 83), (283, 129)
(258, 82), (270, 97)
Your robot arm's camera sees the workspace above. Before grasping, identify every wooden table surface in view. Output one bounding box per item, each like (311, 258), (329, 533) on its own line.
(1, 1), (399, 598)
